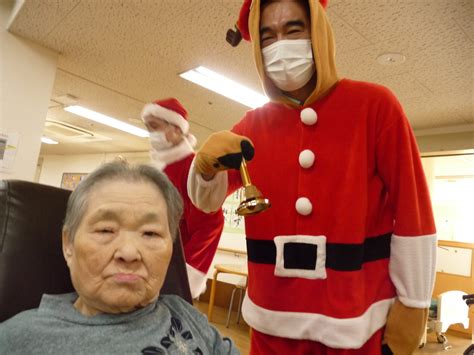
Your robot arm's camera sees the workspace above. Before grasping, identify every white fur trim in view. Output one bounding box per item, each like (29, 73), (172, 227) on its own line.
(274, 235), (327, 279)
(187, 157), (228, 213)
(141, 103), (189, 134)
(242, 294), (395, 348)
(389, 233), (437, 308)
(149, 139), (194, 170)
(186, 263), (208, 299)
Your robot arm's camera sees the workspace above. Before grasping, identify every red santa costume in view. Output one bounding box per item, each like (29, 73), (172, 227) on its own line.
(188, 0), (436, 354)
(141, 98), (224, 298)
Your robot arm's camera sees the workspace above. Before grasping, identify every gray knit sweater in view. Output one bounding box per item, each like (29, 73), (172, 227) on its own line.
(0, 293), (239, 355)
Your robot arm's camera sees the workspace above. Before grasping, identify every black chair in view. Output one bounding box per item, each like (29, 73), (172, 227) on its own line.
(0, 179), (191, 323)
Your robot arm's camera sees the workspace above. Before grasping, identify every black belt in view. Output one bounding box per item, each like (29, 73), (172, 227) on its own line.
(247, 233), (392, 272)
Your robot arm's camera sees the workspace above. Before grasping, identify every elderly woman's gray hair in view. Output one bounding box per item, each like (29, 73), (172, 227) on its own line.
(63, 161), (183, 242)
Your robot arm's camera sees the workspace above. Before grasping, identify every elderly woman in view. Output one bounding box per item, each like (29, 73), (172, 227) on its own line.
(0, 161), (239, 354)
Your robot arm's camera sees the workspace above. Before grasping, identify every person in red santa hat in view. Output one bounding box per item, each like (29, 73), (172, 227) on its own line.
(187, 0), (437, 354)
(141, 98), (224, 299)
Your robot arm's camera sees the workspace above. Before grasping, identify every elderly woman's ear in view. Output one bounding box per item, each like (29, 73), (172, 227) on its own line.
(62, 231), (73, 266)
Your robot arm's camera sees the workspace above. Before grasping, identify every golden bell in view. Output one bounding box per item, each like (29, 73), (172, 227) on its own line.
(236, 159), (271, 216)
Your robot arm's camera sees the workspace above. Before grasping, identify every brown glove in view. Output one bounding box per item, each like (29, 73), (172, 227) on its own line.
(383, 299), (428, 355)
(195, 131), (254, 176)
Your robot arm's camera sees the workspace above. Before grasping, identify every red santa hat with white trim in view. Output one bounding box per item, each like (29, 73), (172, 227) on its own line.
(141, 98), (197, 147)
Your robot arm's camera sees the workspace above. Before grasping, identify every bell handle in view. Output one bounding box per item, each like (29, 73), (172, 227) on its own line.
(239, 159), (252, 187)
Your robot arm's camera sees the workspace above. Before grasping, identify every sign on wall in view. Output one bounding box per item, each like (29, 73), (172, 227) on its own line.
(0, 132), (19, 173)
(222, 189), (245, 234)
(61, 172), (88, 190)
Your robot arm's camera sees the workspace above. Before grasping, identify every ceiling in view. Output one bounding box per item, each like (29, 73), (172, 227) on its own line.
(8, 0), (474, 156)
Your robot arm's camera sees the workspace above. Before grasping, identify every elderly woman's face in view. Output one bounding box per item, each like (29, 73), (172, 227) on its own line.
(62, 179), (173, 316)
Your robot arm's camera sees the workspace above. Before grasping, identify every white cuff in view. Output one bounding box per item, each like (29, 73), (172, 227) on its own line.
(389, 233), (437, 308)
(187, 157), (228, 213)
(186, 263), (208, 299)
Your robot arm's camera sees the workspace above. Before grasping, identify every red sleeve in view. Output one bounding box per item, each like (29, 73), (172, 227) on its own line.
(375, 89), (436, 236)
(183, 204), (224, 273)
(375, 87), (437, 307)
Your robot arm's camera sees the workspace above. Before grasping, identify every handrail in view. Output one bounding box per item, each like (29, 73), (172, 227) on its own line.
(217, 246), (247, 256)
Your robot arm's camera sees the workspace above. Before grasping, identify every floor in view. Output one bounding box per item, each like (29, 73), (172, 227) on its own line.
(194, 300), (250, 354)
(193, 300), (472, 355)
(415, 332), (472, 355)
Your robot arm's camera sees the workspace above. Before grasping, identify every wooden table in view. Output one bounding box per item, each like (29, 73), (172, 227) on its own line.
(207, 263), (248, 322)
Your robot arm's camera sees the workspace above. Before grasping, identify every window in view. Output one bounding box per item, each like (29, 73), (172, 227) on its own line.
(422, 155), (474, 243)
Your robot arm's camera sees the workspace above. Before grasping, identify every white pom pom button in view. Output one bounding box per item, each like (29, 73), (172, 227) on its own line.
(299, 150), (315, 168)
(300, 108), (318, 126)
(295, 197), (313, 216)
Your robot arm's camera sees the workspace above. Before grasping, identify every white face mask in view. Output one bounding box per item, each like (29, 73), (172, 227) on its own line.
(149, 131), (173, 151)
(262, 39), (315, 92)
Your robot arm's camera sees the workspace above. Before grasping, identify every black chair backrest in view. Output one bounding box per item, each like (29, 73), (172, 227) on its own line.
(0, 180), (191, 322)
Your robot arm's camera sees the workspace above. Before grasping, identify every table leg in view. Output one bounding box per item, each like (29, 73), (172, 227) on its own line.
(207, 269), (219, 321)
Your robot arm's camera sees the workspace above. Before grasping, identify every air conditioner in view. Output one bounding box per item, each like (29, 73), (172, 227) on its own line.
(44, 120), (111, 143)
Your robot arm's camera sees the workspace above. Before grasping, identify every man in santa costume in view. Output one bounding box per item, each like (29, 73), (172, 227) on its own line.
(187, 0), (437, 354)
(141, 98), (224, 299)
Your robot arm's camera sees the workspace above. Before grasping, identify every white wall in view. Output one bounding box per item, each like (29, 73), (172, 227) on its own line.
(0, 1), (58, 181)
(38, 151), (151, 187)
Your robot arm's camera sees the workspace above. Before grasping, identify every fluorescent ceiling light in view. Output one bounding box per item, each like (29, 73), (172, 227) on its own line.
(41, 137), (58, 145)
(180, 66), (269, 109)
(65, 105), (149, 138)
